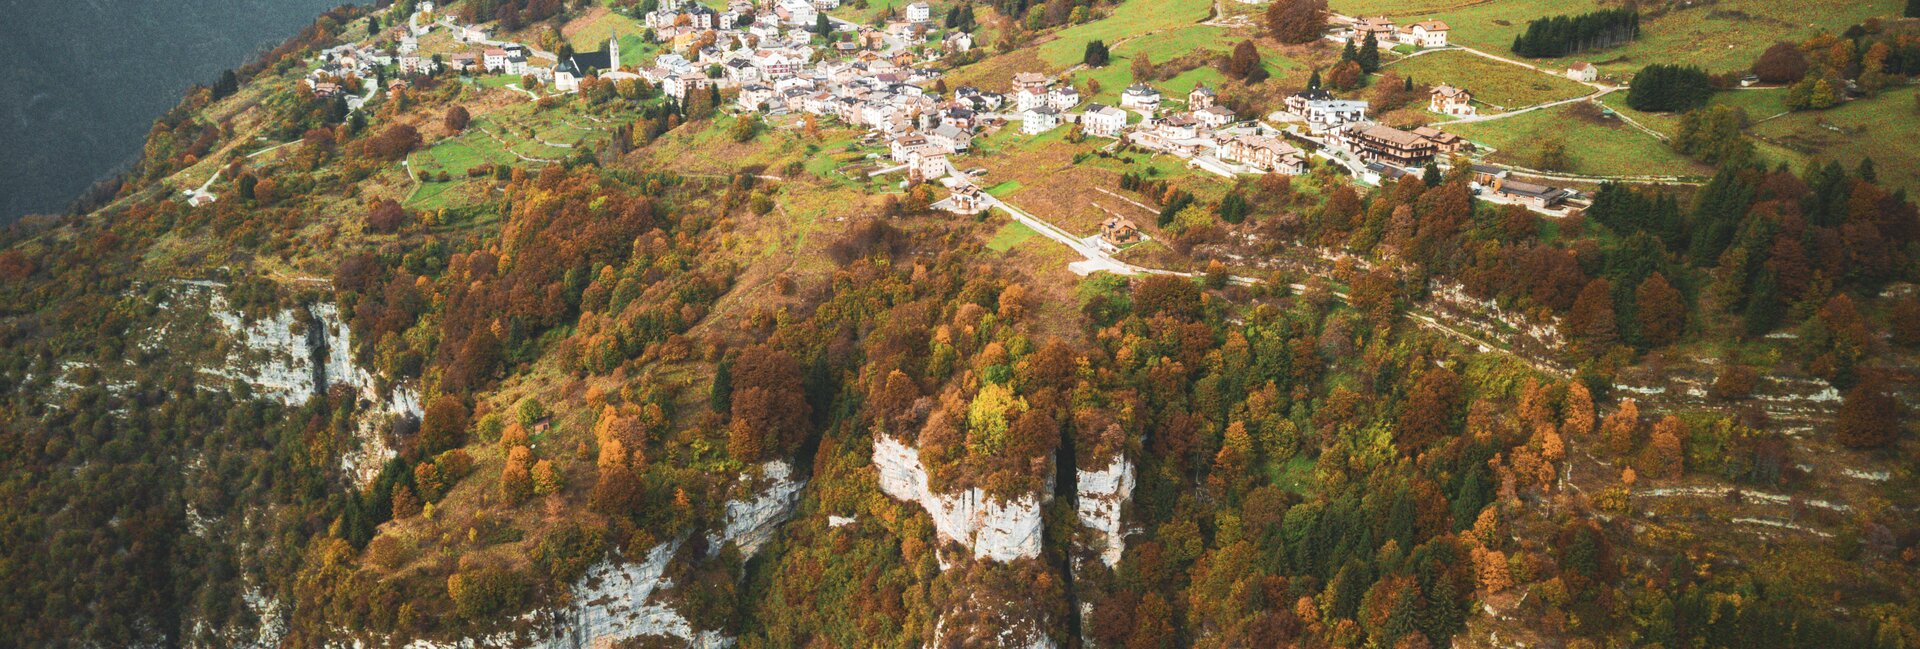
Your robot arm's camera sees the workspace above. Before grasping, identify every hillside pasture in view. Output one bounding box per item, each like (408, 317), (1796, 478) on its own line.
(1750, 85), (1920, 194)
(1401, 0), (1901, 75)
(1386, 49), (1592, 111)
(1443, 101), (1709, 178)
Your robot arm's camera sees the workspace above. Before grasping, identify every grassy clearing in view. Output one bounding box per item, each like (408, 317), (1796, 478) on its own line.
(1034, 0), (1215, 69)
(1386, 50), (1591, 110)
(563, 7), (644, 51)
(986, 220), (1040, 252)
(1750, 85), (1920, 194)
(1414, 0), (1901, 75)
(1444, 102), (1708, 177)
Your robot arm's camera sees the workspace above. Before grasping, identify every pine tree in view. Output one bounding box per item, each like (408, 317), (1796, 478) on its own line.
(1308, 67), (1322, 90)
(1422, 164), (1442, 187)
(1358, 32), (1382, 73)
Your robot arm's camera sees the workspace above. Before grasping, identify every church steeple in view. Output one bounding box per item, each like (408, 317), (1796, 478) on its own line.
(608, 37), (621, 71)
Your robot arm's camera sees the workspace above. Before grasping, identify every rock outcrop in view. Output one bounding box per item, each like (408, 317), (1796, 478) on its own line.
(710, 460), (805, 558)
(1075, 455), (1134, 567)
(872, 433), (1044, 562)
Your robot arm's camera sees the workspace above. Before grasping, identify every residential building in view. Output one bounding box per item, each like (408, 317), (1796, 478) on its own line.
(1340, 123), (1438, 167)
(1082, 104), (1128, 138)
(1188, 83), (1216, 110)
(738, 84), (777, 111)
(1011, 72), (1052, 94)
(1046, 86), (1081, 111)
(1352, 16), (1396, 41)
(1022, 106), (1060, 134)
(1100, 217), (1142, 250)
(1222, 135), (1307, 175)
(1429, 84), (1475, 116)
(1015, 86), (1049, 112)
(1567, 61), (1598, 82)
(1396, 20), (1450, 48)
(1120, 84), (1162, 112)
(1195, 105), (1236, 129)
(905, 2), (932, 23)
(483, 47), (510, 72)
(1411, 126), (1471, 154)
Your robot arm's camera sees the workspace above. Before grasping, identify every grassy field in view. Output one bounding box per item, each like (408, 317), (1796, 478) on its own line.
(1034, 0), (1215, 69)
(1750, 85), (1920, 194)
(1386, 50), (1592, 110)
(1444, 101), (1709, 178)
(986, 221), (1040, 252)
(1067, 24), (1301, 106)
(563, 7), (644, 52)
(1394, 0), (1903, 76)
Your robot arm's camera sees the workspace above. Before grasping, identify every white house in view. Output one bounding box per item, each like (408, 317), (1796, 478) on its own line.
(928, 124), (973, 152)
(738, 84), (778, 111)
(1395, 20), (1450, 48)
(1046, 86), (1081, 111)
(1567, 61), (1598, 82)
(1120, 84), (1163, 112)
(905, 2), (932, 23)
(1082, 104), (1128, 138)
(1014, 86), (1049, 112)
(483, 48), (510, 72)
(1192, 105), (1233, 129)
(1022, 106), (1060, 134)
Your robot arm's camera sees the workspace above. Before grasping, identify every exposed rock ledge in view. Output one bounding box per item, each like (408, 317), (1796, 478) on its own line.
(872, 434), (1044, 562)
(1075, 455), (1135, 568)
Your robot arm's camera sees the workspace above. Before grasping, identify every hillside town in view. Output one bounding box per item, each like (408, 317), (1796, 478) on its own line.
(280, 0), (1584, 227)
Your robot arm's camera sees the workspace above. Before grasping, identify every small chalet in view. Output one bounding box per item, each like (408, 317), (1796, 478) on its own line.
(1411, 126), (1471, 154)
(1100, 216), (1142, 250)
(1566, 62), (1598, 82)
(1429, 84), (1475, 117)
(1188, 83), (1216, 110)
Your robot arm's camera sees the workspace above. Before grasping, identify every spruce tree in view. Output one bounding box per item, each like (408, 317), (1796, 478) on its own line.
(1358, 33), (1381, 73)
(1308, 67), (1322, 90)
(1909, 0), (1920, 18)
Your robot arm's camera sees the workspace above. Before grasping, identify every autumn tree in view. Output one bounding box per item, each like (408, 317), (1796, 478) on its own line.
(1563, 381), (1596, 440)
(1600, 399), (1640, 458)
(727, 344), (811, 462)
(1266, 0), (1328, 44)
(1566, 278), (1617, 354)
(501, 445), (534, 503)
(1397, 366), (1461, 452)
(366, 199), (409, 233)
(1327, 60), (1365, 91)
(1752, 42), (1809, 84)
(1222, 40), (1267, 83)
(1836, 380), (1903, 449)
(445, 105), (471, 132)
(1633, 272), (1684, 347)
(419, 394), (469, 456)
(1644, 415), (1684, 478)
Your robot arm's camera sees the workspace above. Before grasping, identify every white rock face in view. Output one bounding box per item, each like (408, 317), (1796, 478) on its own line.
(541, 541), (731, 649)
(872, 434), (1044, 562)
(1075, 455), (1134, 567)
(187, 283), (420, 488)
(710, 460), (805, 557)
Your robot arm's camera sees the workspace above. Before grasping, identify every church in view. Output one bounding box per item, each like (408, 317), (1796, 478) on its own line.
(555, 38), (620, 92)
